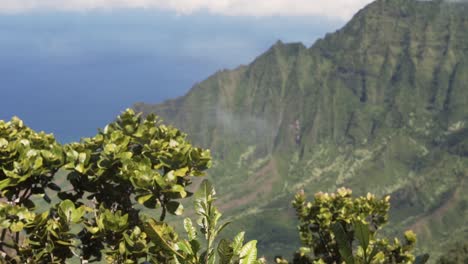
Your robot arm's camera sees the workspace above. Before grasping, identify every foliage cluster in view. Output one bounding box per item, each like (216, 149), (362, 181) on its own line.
(282, 189), (428, 264)
(0, 110), (425, 263)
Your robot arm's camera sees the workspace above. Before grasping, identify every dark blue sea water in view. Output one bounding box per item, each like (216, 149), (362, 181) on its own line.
(0, 11), (343, 143)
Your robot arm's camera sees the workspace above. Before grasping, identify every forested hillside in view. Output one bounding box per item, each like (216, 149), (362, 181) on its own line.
(134, 0), (468, 260)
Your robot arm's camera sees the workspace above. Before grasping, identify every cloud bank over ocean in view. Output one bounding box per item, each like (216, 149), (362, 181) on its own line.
(0, 0), (373, 20)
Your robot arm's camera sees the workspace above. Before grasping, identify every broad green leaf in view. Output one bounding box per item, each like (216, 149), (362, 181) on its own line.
(0, 138), (8, 148)
(43, 193), (51, 203)
(367, 245), (380, 263)
(166, 170), (176, 182)
(0, 178), (12, 190)
(47, 182), (61, 191)
(353, 220), (370, 251)
(136, 194), (153, 205)
(167, 201), (184, 216)
(75, 163), (85, 174)
(33, 157), (43, 170)
(190, 239), (201, 255)
(22, 199), (35, 209)
(86, 226), (100, 234)
(58, 200), (75, 222)
(208, 251), (216, 264)
(184, 218), (197, 241)
(174, 167), (189, 177)
(231, 232), (245, 254)
(122, 233), (135, 247)
(165, 185), (187, 199)
(176, 240), (193, 255)
(71, 206), (87, 223)
(215, 221), (231, 237)
(10, 221), (24, 232)
(239, 240), (257, 264)
(119, 241), (126, 255)
(104, 143), (117, 154)
(217, 239), (234, 264)
(332, 222), (354, 264)
(78, 152), (87, 164)
(143, 218), (183, 258)
(195, 180), (215, 201)
(118, 151), (133, 160)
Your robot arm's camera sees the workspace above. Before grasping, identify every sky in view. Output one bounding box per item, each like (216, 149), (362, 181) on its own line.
(0, 0), (372, 142)
(0, 1), (373, 19)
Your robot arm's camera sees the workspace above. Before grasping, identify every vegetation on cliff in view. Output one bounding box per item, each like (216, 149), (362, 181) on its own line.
(0, 111), (426, 263)
(134, 0), (468, 260)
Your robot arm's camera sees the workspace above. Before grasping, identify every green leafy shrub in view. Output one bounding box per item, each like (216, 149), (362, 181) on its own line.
(144, 180), (264, 264)
(0, 110), (214, 262)
(1, 109), (426, 264)
(281, 188), (428, 264)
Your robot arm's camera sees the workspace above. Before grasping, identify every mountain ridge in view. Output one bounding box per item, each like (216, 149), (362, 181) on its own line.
(134, 0), (468, 260)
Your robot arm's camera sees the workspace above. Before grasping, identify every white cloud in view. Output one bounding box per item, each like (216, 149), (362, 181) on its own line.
(0, 0), (374, 20)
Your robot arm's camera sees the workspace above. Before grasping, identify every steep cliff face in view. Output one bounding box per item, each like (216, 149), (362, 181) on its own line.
(134, 0), (468, 259)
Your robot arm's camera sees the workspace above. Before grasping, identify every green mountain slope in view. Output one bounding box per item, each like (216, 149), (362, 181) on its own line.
(134, 0), (468, 260)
